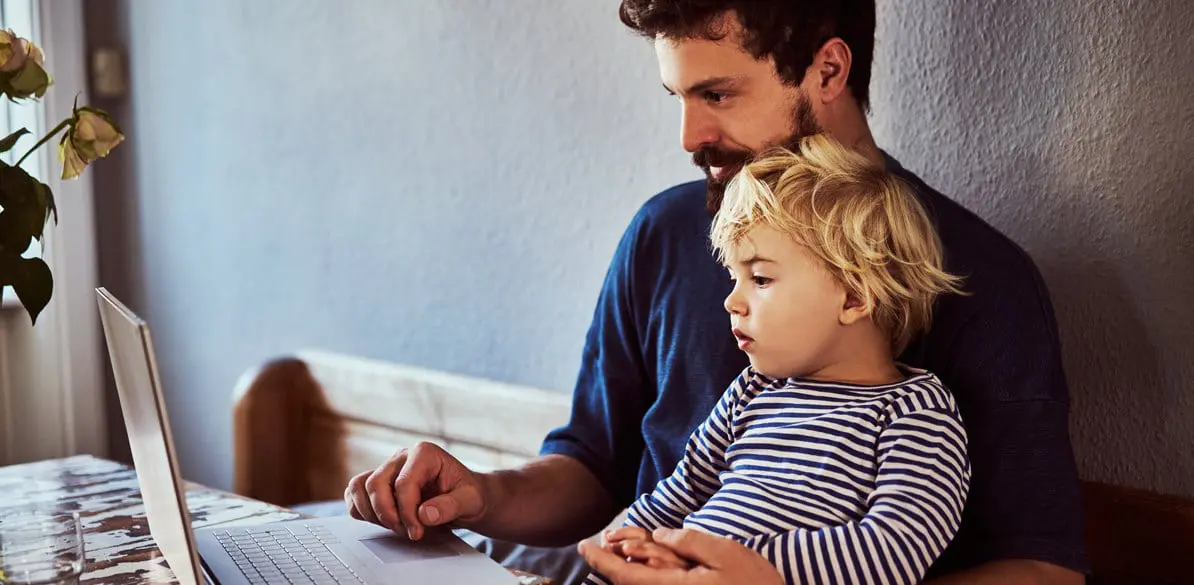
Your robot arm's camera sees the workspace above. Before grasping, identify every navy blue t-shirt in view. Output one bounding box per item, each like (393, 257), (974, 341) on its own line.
(541, 155), (1089, 576)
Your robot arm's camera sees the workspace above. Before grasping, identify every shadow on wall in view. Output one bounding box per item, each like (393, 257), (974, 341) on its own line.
(926, 0), (1194, 495)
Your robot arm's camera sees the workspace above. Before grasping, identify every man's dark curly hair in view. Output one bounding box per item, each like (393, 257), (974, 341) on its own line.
(618, 0), (875, 109)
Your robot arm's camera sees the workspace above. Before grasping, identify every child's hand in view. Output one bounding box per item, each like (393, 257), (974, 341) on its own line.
(620, 539), (692, 570)
(600, 526), (652, 557)
(598, 526), (692, 569)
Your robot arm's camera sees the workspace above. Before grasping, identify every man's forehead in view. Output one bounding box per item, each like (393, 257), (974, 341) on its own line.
(653, 33), (750, 65)
(656, 37), (765, 91)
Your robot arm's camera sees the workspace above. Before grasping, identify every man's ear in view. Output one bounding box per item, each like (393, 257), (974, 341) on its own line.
(807, 37), (852, 104)
(840, 289), (872, 326)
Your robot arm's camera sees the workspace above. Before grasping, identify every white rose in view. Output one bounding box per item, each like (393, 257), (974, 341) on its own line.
(0, 29), (27, 73)
(58, 108), (124, 180)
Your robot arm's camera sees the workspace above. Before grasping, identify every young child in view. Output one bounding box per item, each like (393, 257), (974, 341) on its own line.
(583, 135), (970, 585)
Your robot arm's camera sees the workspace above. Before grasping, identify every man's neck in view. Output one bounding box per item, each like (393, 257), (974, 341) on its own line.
(823, 101), (884, 168)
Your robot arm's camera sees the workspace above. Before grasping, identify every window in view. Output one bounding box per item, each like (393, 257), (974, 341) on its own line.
(0, 0), (45, 301)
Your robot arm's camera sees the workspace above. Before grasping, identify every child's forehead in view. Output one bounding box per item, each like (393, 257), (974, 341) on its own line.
(724, 225), (799, 262)
(722, 231), (761, 262)
(723, 224), (830, 274)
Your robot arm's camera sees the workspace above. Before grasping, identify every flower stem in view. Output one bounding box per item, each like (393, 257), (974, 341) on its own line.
(15, 118), (71, 168)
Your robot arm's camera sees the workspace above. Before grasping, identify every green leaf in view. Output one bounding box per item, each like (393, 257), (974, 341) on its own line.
(0, 163), (51, 248)
(11, 256), (51, 325)
(0, 252), (11, 286)
(0, 159), (10, 209)
(0, 128), (29, 153)
(34, 180), (56, 225)
(0, 161), (34, 205)
(0, 209), (34, 254)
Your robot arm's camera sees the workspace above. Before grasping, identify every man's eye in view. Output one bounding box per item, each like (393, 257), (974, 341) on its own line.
(704, 91), (727, 104)
(752, 275), (772, 286)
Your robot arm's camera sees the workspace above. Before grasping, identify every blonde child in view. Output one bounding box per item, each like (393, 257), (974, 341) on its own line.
(584, 135), (969, 585)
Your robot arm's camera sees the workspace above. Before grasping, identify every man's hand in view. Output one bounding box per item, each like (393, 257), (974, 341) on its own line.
(344, 442), (489, 541)
(579, 528), (782, 585)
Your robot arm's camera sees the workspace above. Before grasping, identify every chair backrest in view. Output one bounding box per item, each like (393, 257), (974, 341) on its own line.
(231, 349), (570, 507)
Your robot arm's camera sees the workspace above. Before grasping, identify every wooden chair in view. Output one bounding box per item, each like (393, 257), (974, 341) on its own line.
(1082, 481), (1194, 584)
(232, 350), (1194, 584)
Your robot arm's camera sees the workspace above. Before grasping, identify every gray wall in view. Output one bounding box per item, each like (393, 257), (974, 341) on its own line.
(86, 1), (1194, 497)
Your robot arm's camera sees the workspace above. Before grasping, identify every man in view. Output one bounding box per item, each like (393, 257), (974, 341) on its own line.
(346, 2), (1089, 583)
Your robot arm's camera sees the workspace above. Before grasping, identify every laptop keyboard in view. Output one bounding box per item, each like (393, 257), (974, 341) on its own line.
(214, 523), (367, 585)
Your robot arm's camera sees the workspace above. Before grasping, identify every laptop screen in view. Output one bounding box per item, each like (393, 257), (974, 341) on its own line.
(96, 287), (204, 585)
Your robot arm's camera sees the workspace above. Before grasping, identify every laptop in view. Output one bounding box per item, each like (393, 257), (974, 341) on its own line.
(95, 287), (519, 585)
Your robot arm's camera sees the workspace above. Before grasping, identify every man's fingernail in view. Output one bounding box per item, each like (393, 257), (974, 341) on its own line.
(424, 506), (440, 523)
(407, 526), (416, 540)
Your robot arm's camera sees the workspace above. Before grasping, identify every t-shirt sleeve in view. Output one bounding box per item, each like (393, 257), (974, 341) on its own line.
(932, 259), (1089, 574)
(539, 206), (655, 508)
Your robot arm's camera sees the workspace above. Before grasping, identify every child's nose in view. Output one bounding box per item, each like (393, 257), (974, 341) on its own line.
(724, 290), (745, 316)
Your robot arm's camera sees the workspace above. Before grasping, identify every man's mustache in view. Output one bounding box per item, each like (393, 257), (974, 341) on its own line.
(692, 146), (752, 173)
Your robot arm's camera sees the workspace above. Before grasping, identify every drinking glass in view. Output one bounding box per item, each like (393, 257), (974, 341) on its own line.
(0, 508), (84, 584)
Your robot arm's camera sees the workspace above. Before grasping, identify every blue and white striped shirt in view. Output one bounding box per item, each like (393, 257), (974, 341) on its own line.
(587, 366), (970, 585)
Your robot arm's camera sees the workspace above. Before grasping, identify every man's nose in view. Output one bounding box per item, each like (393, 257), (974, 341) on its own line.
(681, 103), (718, 153)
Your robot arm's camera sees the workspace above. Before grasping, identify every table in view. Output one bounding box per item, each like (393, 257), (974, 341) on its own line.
(0, 456), (550, 584)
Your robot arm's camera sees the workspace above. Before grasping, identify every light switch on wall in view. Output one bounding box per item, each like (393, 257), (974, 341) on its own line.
(90, 47), (125, 99)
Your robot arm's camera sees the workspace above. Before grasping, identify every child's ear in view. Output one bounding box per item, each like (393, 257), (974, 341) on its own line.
(840, 290), (872, 325)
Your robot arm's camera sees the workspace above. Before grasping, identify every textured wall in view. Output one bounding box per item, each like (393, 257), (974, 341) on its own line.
(869, 0), (1194, 497)
(86, 1), (1194, 496)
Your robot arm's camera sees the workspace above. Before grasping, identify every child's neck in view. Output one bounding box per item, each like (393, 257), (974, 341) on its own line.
(804, 358), (904, 387)
(803, 329), (905, 387)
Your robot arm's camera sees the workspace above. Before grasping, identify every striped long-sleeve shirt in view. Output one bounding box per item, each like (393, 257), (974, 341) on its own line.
(585, 366), (970, 585)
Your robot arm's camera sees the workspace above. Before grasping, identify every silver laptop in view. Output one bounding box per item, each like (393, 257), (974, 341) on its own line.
(96, 287), (518, 585)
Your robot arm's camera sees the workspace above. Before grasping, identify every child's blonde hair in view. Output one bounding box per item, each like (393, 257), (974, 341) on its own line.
(711, 135), (964, 355)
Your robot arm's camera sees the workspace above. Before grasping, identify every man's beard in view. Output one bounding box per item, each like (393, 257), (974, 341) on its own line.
(697, 93), (823, 215)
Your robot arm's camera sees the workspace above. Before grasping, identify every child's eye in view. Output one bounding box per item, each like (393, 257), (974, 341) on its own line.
(752, 275), (772, 286)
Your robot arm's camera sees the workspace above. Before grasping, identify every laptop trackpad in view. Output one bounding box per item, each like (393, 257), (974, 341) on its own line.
(359, 534), (461, 564)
